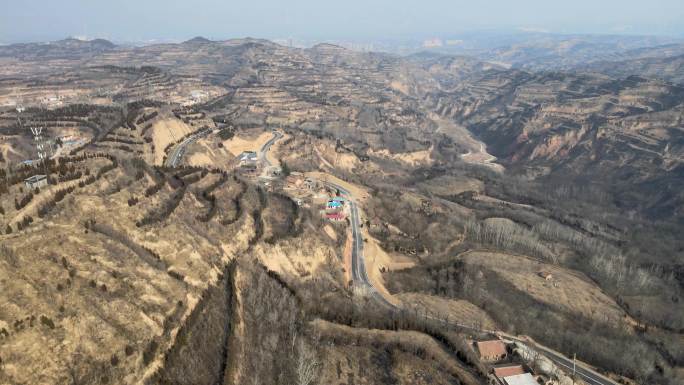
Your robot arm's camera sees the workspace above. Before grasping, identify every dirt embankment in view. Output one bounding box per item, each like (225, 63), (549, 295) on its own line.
(222, 132), (273, 157)
(312, 319), (483, 385)
(368, 146), (434, 167)
(150, 118), (194, 165)
(396, 293), (497, 330)
(185, 131), (276, 169)
(304, 171), (371, 203)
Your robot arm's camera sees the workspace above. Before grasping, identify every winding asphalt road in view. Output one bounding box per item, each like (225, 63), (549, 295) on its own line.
(321, 181), (395, 308)
(259, 130), (283, 168)
(166, 128), (211, 167)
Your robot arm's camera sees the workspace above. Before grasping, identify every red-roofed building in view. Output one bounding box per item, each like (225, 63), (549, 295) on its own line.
(476, 340), (508, 362)
(493, 365), (525, 378)
(326, 212), (346, 222)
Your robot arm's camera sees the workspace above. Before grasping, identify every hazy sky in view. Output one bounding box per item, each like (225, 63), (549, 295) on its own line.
(1, 0), (683, 43)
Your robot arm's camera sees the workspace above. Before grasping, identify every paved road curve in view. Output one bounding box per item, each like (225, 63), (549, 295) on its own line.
(259, 130), (283, 168)
(321, 181), (395, 308)
(166, 128), (211, 167)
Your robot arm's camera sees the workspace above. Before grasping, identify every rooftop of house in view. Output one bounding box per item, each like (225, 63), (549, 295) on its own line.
(502, 373), (537, 385)
(476, 340), (507, 358)
(238, 151), (258, 161)
(25, 174), (47, 182)
(493, 365), (525, 378)
(325, 212), (345, 219)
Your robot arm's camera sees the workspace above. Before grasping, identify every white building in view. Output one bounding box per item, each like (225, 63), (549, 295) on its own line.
(24, 175), (48, 189)
(502, 373), (537, 385)
(238, 151), (258, 164)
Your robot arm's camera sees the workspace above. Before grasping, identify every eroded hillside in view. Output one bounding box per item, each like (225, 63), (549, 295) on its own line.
(1, 37), (683, 385)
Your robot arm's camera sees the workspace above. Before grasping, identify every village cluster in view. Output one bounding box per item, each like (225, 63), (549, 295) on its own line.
(236, 148), (348, 223)
(282, 173), (349, 223)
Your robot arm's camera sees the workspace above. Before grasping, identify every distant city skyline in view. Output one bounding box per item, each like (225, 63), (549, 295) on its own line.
(1, 0), (683, 44)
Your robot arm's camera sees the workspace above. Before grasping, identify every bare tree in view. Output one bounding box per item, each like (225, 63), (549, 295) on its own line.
(296, 341), (319, 385)
(528, 349), (543, 374)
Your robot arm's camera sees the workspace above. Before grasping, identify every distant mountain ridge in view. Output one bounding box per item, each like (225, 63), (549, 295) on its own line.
(58, 37), (117, 48)
(183, 36), (213, 44)
(0, 37), (117, 59)
(410, 32), (684, 72)
(575, 52), (684, 85)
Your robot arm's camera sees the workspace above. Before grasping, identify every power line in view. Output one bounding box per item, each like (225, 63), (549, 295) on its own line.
(30, 126), (50, 183)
